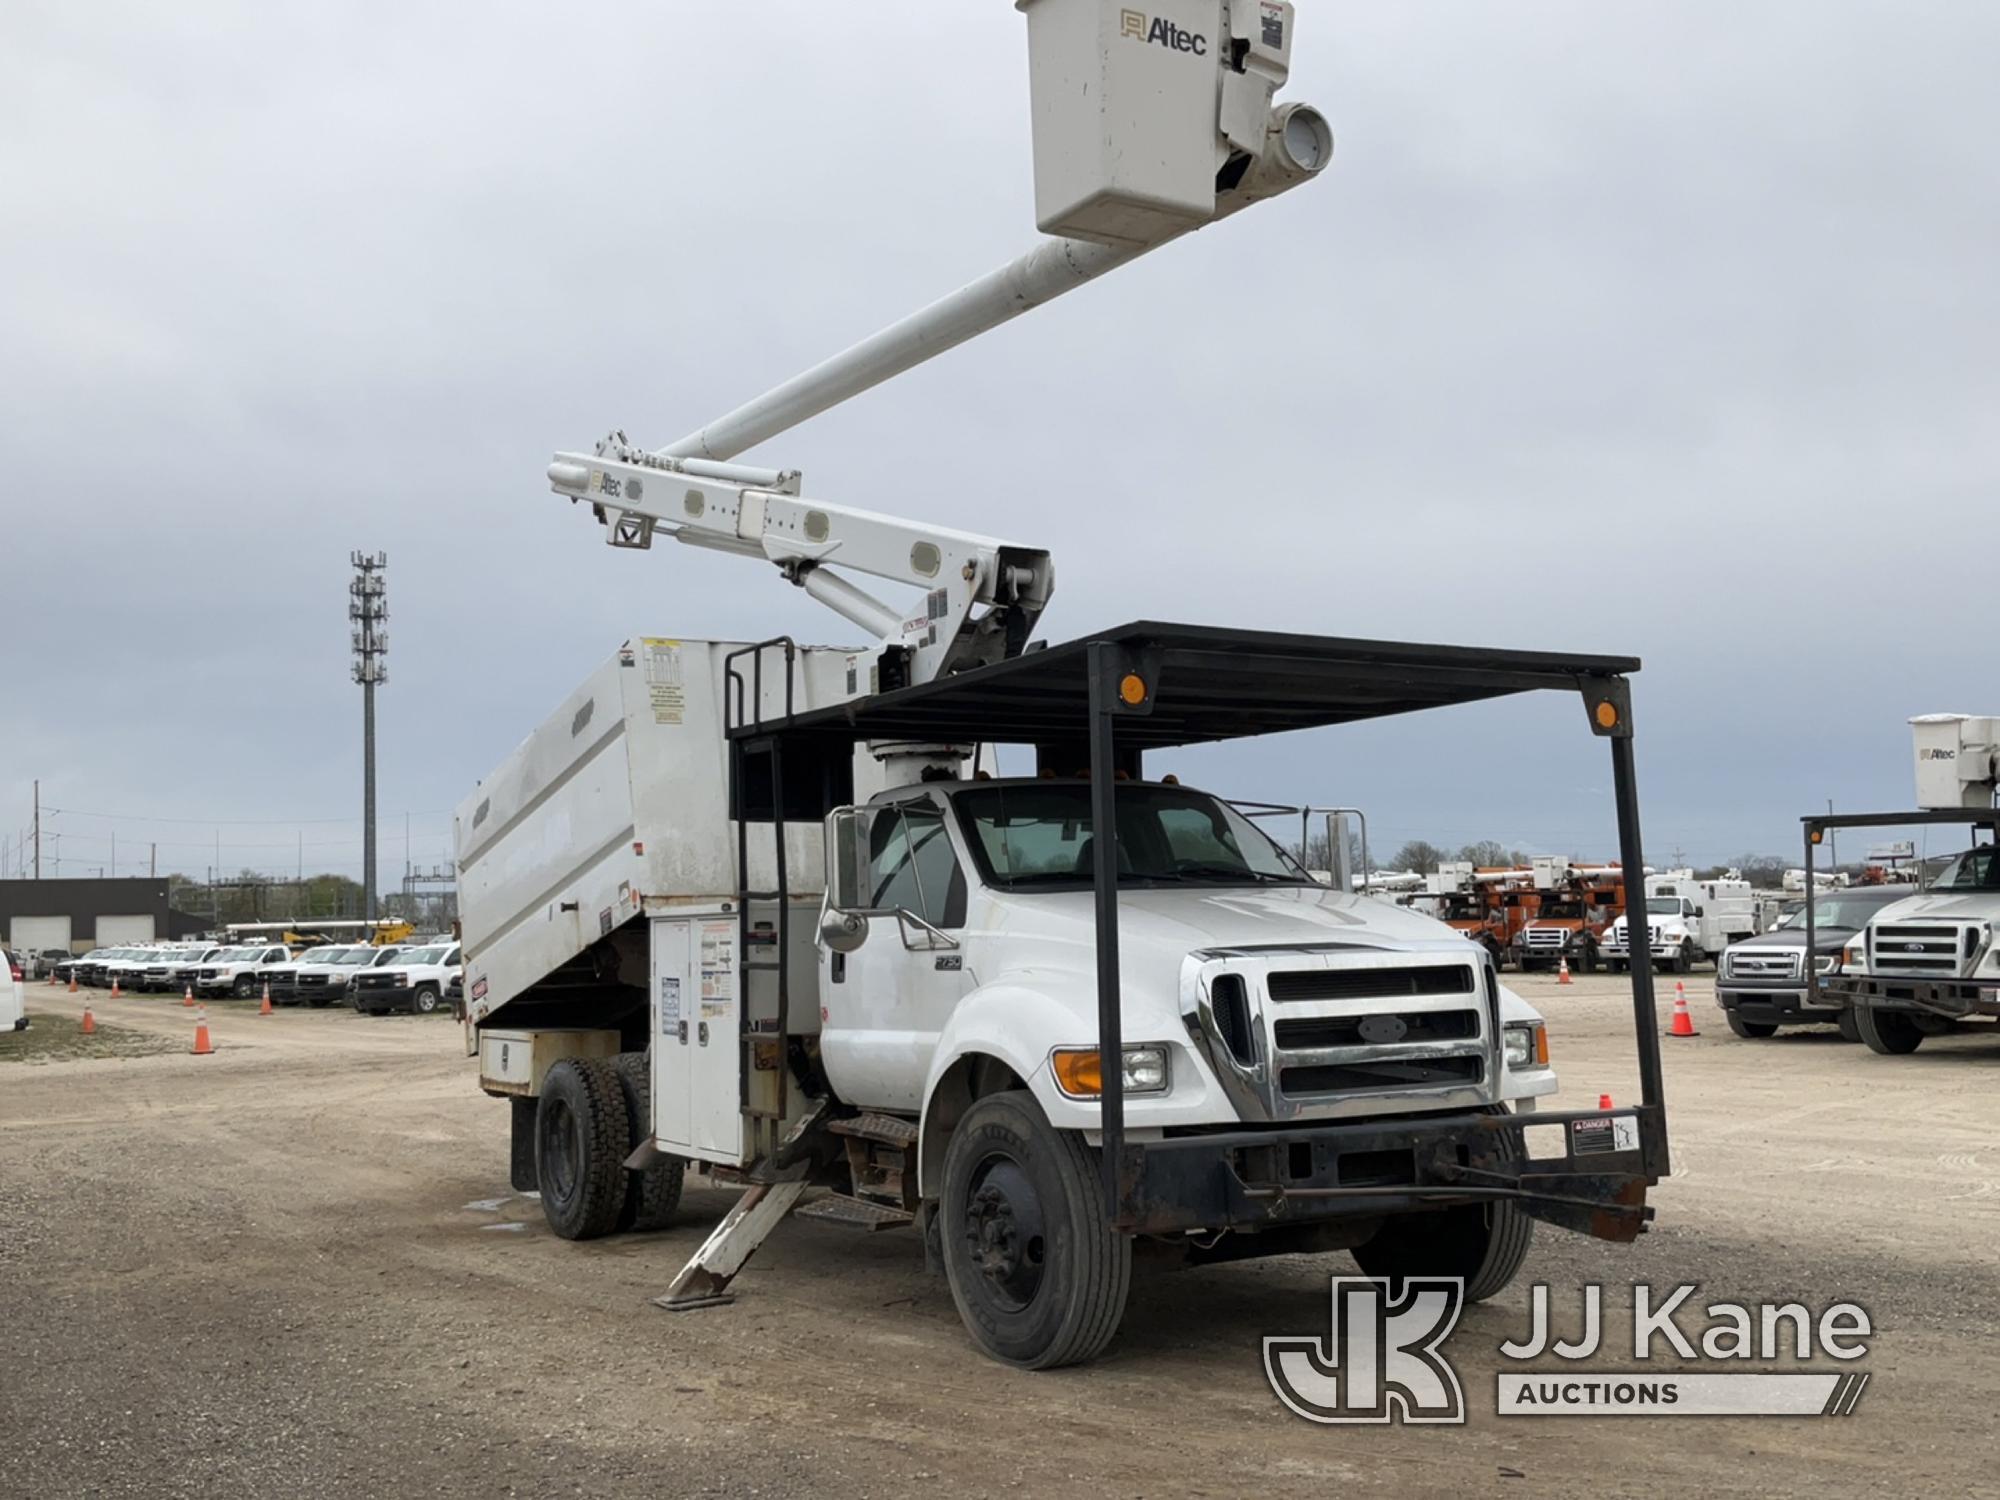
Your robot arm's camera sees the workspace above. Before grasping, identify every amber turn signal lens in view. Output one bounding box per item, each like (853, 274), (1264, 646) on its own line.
(1051, 1048), (1103, 1097)
(1594, 701), (1618, 729)
(1119, 674), (1147, 706)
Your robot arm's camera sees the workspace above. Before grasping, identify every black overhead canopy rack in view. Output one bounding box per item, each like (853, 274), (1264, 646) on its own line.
(725, 620), (1667, 1223)
(738, 621), (1642, 753)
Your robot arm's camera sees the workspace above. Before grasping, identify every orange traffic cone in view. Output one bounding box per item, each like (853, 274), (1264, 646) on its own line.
(68, 973), (79, 993)
(1668, 981), (1699, 1038)
(183, 984), (195, 1008)
(81, 1006), (97, 1036)
(1557, 956), (1573, 986)
(192, 1007), (214, 1056)
(259, 986), (273, 1016)
(110, 976), (122, 999)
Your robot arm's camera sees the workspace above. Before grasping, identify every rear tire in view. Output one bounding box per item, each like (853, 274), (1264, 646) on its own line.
(1352, 1198), (1533, 1304)
(535, 1058), (632, 1240)
(610, 1052), (684, 1232)
(1857, 1006), (1925, 1056)
(939, 1091), (1130, 1370)
(1725, 1013), (1777, 1039)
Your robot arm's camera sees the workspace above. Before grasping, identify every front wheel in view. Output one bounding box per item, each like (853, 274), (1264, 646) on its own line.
(1725, 1012), (1778, 1040)
(411, 983), (440, 1015)
(232, 975), (256, 998)
(1352, 1198), (1533, 1304)
(1856, 1006), (1925, 1056)
(939, 1091), (1131, 1370)
(1836, 1008), (1862, 1043)
(306, 993), (332, 1009)
(1673, 944), (1694, 975)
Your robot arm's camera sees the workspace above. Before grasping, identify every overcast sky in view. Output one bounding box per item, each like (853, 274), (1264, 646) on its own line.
(3, 1), (1995, 887)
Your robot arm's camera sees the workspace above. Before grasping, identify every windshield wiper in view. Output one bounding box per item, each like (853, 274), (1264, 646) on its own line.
(1148, 864), (1299, 885)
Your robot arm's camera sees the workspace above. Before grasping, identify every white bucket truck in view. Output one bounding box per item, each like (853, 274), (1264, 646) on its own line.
(1824, 715), (2000, 1055)
(456, 0), (1672, 1369)
(1600, 870), (1758, 971)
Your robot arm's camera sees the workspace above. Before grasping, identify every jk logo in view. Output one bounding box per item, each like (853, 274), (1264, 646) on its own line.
(1120, 9), (1146, 39)
(1264, 1278), (1467, 1424)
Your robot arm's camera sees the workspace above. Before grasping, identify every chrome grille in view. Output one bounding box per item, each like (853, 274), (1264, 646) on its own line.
(1870, 922), (1982, 979)
(1724, 948), (1801, 981)
(1182, 946), (1498, 1123)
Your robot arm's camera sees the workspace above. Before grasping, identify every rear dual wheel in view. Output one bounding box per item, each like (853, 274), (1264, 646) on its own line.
(535, 1058), (632, 1240)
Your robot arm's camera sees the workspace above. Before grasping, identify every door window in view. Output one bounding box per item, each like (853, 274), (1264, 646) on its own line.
(867, 806), (967, 928)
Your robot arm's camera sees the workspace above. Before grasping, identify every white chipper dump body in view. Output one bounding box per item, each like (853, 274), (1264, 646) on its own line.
(454, 1), (1673, 1369)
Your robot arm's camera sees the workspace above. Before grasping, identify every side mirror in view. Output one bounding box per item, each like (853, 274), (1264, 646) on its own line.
(825, 805), (874, 913)
(819, 905), (868, 954)
(1693, 904), (1704, 917)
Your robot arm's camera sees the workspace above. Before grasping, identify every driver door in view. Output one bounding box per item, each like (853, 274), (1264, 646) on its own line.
(822, 800), (972, 1112)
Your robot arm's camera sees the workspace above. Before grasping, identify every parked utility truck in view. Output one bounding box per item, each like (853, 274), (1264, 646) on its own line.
(1601, 870), (1758, 972)
(1824, 715), (2000, 1056)
(456, 0), (1671, 1370)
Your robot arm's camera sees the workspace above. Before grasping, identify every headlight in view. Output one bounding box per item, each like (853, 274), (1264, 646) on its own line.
(1842, 940), (1866, 974)
(1051, 1044), (1172, 1098)
(1813, 953), (1840, 975)
(1503, 1022), (1549, 1069)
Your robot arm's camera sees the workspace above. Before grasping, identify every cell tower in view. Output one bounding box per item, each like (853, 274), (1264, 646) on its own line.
(350, 551), (388, 919)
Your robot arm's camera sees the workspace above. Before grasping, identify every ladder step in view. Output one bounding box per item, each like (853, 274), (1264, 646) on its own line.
(794, 1194), (916, 1233)
(827, 1112), (919, 1147)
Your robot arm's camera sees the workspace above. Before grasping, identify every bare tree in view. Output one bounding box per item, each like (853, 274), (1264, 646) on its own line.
(1389, 840), (1451, 875)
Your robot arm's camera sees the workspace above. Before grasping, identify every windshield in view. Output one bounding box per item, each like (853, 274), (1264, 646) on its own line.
(1645, 897), (1682, 916)
(1927, 847), (2000, 892)
(952, 783), (1313, 890)
(371, 948), (403, 965)
(402, 947), (443, 964)
(297, 948), (335, 963)
(1782, 894), (1899, 930)
(330, 948), (373, 965)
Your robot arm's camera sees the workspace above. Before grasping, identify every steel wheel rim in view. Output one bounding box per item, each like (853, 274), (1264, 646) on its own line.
(963, 1153), (1048, 1312)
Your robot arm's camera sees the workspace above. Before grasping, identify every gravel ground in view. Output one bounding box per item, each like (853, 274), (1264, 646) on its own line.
(2, 975), (1997, 1498)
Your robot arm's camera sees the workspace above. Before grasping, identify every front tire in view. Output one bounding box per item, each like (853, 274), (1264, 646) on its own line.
(939, 1091), (1131, 1370)
(1836, 1008), (1862, 1043)
(411, 983), (440, 1015)
(1672, 944), (1694, 975)
(232, 975), (256, 999)
(1856, 1006), (1925, 1056)
(1725, 1012), (1778, 1039)
(1352, 1198), (1533, 1304)
(535, 1058), (632, 1240)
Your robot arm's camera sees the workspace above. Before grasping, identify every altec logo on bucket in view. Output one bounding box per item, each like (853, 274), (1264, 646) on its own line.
(1266, 1279), (1874, 1424)
(1120, 9), (1208, 54)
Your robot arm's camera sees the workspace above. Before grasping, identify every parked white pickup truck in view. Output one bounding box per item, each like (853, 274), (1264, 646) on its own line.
(349, 943), (461, 1015)
(194, 944), (292, 999)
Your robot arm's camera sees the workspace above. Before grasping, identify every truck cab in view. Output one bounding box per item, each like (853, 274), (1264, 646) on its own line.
(820, 778), (1557, 1135)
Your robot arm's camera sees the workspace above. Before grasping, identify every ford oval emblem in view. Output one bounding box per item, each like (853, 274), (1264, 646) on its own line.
(1357, 1014), (1409, 1045)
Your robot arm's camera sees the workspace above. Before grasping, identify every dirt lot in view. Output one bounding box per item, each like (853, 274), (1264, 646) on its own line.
(3, 974), (1997, 1499)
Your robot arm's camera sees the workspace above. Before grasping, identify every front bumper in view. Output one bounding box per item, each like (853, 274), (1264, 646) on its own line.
(1113, 1105), (1664, 1243)
(352, 983), (416, 1011)
(1715, 983), (1839, 1023)
(1827, 974), (2000, 1021)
